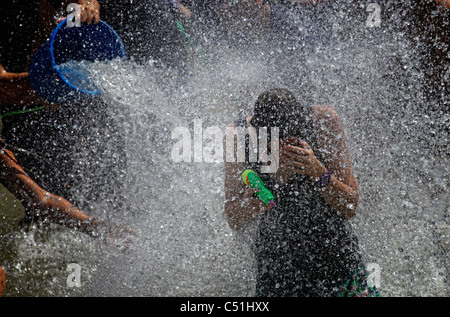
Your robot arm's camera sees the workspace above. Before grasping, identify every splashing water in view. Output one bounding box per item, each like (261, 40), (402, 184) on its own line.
(1, 1), (448, 297)
(57, 60), (100, 93)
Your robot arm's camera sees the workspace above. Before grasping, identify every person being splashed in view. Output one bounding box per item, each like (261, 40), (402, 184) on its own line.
(225, 88), (379, 297)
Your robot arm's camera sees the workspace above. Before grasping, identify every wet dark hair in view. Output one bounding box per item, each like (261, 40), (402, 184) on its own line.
(250, 88), (312, 140)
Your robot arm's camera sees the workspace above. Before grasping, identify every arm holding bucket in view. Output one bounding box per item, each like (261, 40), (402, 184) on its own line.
(76, 0), (101, 24)
(64, 0), (100, 24)
(0, 0), (101, 107)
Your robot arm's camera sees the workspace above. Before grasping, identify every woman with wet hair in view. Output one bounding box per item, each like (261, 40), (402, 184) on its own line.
(225, 88), (378, 296)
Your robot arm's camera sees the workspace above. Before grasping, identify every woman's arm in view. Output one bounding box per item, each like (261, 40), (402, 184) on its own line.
(224, 125), (273, 230)
(313, 105), (359, 219)
(281, 105), (359, 219)
(0, 145), (136, 250)
(61, 0), (101, 24)
(225, 162), (271, 230)
(0, 145), (98, 234)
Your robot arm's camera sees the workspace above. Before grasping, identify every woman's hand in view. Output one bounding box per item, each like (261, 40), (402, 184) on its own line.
(78, 0), (100, 24)
(242, 187), (274, 213)
(224, 158), (275, 230)
(280, 137), (327, 181)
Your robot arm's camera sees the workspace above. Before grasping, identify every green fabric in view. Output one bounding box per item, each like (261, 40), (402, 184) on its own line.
(1, 106), (44, 118)
(335, 266), (381, 297)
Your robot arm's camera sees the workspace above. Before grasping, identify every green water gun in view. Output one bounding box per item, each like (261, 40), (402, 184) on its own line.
(241, 169), (275, 207)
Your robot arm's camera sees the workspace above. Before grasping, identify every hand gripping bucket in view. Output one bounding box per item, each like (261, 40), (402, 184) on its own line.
(29, 19), (126, 103)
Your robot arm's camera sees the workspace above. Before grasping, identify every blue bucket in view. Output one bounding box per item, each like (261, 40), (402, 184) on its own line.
(29, 19), (126, 103)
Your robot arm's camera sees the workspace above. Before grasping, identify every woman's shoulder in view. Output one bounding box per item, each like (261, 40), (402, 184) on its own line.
(312, 104), (339, 119)
(311, 105), (344, 135)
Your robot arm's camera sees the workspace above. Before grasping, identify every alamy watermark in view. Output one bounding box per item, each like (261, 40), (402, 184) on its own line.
(66, 263), (82, 288)
(66, 3), (382, 29)
(65, 262), (381, 290)
(367, 262), (382, 289)
(66, 4), (82, 27)
(366, 3), (382, 27)
(170, 120), (280, 173)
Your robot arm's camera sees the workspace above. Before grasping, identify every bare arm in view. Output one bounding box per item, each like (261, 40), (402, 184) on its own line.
(313, 105), (359, 219)
(0, 0), (100, 106)
(0, 64), (46, 107)
(281, 105), (359, 219)
(0, 145), (98, 233)
(0, 0), (56, 106)
(224, 125), (273, 230)
(225, 162), (273, 230)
